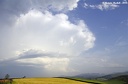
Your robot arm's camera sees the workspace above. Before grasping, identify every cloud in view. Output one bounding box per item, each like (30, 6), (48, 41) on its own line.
(121, 19), (128, 27)
(84, 2), (119, 11)
(70, 48), (128, 74)
(0, 6), (95, 76)
(0, 49), (73, 77)
(1, 0), (127, 77)
(0, 0), (79, 26)
(1, 47), (128, 77)
(9, 10), (95, 56)
(18, 49), (64, 59)
(15, 49), (70, 72)
(0, 0), (79, 13)
(16, 57), (70, 72)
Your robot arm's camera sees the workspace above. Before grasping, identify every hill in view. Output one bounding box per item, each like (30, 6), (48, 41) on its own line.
(99, 71), (128, 79)
(73, 73), (104, 79)
(110, 75), (128, 84)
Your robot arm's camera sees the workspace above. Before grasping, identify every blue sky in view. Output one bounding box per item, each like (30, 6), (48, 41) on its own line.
(73, 0), (128, 51)
(0, 0), (128, 78)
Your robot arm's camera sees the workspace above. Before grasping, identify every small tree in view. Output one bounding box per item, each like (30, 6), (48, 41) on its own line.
(5, 74), (10, 79)
(23, 76), (26, 78)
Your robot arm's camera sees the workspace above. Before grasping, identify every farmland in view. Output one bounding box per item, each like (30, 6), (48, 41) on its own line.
(12, 78), (90, 84)
(0, 77), (125, 84)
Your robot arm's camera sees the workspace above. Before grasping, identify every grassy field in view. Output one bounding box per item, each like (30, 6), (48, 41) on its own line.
(104, 80), (124, 84)
(13, 78), (90, 84)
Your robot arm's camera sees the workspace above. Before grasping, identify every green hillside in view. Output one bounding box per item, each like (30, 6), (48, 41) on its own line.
(110, 75), (128, 84)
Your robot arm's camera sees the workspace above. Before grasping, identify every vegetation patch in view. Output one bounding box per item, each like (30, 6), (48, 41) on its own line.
(0, 79), (10, 84)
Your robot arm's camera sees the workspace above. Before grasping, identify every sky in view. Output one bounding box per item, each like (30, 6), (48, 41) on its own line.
(0, 0), (128, 78)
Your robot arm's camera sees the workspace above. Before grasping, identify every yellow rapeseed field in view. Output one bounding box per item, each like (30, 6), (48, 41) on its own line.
(13, 78), (90, 84)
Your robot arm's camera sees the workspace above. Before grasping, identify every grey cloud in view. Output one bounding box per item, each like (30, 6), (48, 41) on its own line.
(0, 61), (50, 78)
(0, 0), (79, 26)
(1, 47), (128, 77)
(0, 0), (31, 26)
(69, 54), (128, 74)
(18, 49), (69, 59)
(19, 49), (48, 59)
(0, 51), (71, 77)
(0, 62), (47, 78)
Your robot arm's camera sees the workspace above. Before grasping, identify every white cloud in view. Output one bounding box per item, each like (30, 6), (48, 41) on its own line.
(10, 10), (95, 56)
(121, 19), (128, 27)
(0, 10), (95, 74)
(84, 2), (119, 11)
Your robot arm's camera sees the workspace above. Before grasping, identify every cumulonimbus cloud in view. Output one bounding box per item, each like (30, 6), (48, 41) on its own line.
(12, 10), (95, 56)
(0, 0), (96, 76)
(0, 9), (95, 73)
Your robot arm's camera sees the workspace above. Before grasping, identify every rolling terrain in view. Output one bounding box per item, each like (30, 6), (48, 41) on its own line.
(98, 71), (128, 79)
(1, 71), (128, 84)
(63, 77), (125, 84)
